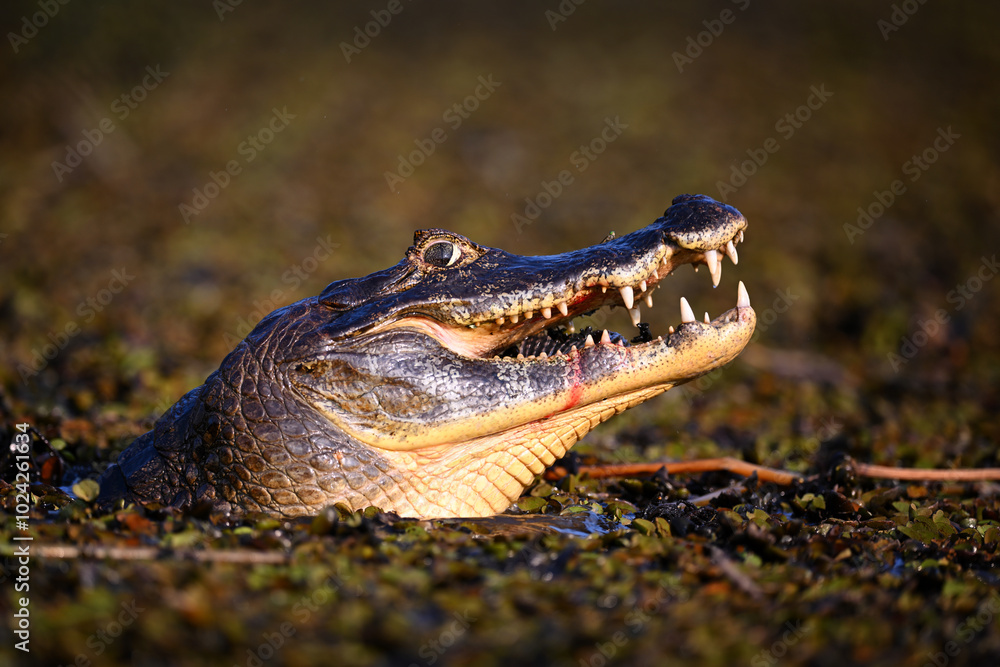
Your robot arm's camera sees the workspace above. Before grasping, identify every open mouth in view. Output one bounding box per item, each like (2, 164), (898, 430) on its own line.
(376, 227), (750, 362)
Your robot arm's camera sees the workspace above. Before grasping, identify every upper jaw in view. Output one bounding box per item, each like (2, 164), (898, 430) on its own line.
(427, 206), (749, 358)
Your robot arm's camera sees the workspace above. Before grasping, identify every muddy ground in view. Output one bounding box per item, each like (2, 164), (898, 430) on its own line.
(1, 2), (999, 665)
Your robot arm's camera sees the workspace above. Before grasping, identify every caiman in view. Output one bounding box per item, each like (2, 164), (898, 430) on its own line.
(97, 194), (756, 519)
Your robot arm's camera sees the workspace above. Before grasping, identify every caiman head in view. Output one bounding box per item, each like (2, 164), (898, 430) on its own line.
(98, 194), (755, 519)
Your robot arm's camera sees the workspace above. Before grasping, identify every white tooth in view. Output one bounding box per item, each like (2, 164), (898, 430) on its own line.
(704, 249), (719, 275)
(737, 280), (751, 308)
(645, 293), (653, 308)
(680, 297), (695, 323)
(584, 334), (595, 347)
(542, 307), (552, 318)
(496, 317), (505, 325)
(629, 307), (641, 326)
(651, 268), (659, 280)
(668, 326), (675, 334)
(525, 311), (534, 319)
(566, 322), (576, 334)
(739, 230), (744, 243)
(601, 285), (607, 293)
(640, 280), (647, 292)
(704, 312), (710, 323)
(510, 314), (519, 324)
(725, 240), (739, 265)
(693, 266), (699, 273)
(557, 302), (568, 317)
(539, 352), (547, 359)
(657, 335), (663, 341)
(517, 353), (525, 360)
(600, 329), (611, 344)
(710, 258), (722, 287)
(620, 286), (634, 309)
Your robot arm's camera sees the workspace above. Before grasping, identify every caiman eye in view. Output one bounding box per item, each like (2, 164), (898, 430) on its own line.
(423, 241), (461, 267)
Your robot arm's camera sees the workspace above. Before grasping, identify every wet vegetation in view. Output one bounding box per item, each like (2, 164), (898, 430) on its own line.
(2, 2), (1000, 665)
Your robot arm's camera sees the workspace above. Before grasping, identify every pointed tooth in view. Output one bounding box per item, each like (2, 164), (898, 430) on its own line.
(639, 280), (647, 292)
(693, 266), (699, 273)
(629, 307), (641, 326)
(645, 293), (653, 308)
(539, 352), (547, 359)
(737, 280), (751, 308)
(557, 302), (568, 317)
(601, 285), (608, 293)
(542, 307), (552, 318)
(704, 249), (719, 275)
(739, 230), (744, 243)
(657, 335), (663, 341)
(651, 268), (659, 280)
(668, 326), (675, 334)
(517, 353), (525, 360)
(710, 257), (722, 287)
(584, 334), (595, 347)
(600, 329), (611, 344)
(493, 355), (500, 360)
(620, 286), (634, 309)
(496, 317), (505, 325)
(725, 240), (739, 265)
(566, 322), (576, 334)
(704, 312), (710, 323)
(680, 297), (695, 323)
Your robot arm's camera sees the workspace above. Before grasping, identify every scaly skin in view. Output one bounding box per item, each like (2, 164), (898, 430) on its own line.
(97, 194), (756, 518)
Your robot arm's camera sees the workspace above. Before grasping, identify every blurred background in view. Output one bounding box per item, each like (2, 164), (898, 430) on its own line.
(3, 2), (1000, 665)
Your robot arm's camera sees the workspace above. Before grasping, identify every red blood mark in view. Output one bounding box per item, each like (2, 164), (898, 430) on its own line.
(559, 353), (584, 412)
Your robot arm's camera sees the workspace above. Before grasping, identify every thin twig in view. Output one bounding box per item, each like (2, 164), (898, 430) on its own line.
(0, 543), (290, 564)
(546, 457), (1000, 486)
(545, 457), (804, 485)
(853, 463), (1000, 482)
